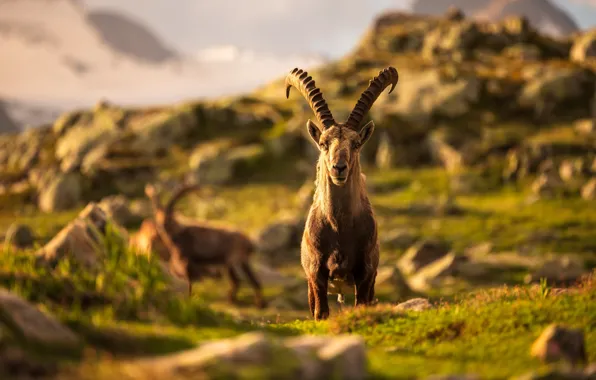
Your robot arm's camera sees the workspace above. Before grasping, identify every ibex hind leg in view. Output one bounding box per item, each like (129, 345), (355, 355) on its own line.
(307, 279), (316, 317)
(226, 265), (241, 304)
(240, 261), (266, 309)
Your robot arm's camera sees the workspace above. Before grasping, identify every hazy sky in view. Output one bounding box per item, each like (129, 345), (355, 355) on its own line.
(82, 0), (596, 59)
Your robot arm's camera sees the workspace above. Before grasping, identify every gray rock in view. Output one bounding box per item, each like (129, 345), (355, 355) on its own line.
(525, 256), (586, 285)
(256, 217), (302, 257)
(4, 223), (35, 249)
(531, 173), (562, 198)
(189, 142), (267, 185)
(0, 289), (81, 350)
(129, 108), (196, 155)
(398, 239), (451, 275)
(38, 172), (82, 213)
(35, 203), (127, 267)
(98, 195), (140, 228)
(408, 252), (469, 291)
(559, 159), (584, 183)
(394, 298), (433, 312)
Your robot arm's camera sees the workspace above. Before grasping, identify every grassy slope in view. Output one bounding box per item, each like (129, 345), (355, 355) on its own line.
(1, 163), (595, 379)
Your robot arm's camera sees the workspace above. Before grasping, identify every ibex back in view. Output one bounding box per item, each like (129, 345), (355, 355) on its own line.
(285, 66), (399, 321)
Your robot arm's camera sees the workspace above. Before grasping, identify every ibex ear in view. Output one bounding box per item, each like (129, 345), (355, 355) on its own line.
(306, 119), (322, 147)
(358, 120), (375, 147)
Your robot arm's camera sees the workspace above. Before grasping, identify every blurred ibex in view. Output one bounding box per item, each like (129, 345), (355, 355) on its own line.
(143, 183), (266, 308)
(286, 66), (399, 320)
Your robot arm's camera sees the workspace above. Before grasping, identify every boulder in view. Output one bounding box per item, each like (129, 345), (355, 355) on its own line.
(524, 256), (586, 285)
(37, 172), (83, 213)
(380, 229), (419, 250)
(35, 203), (127, 267)
(375, 266), (412, 300)
(256, 215), (304, 261)
(4, 223), (35, 249)
(98, 195), (142, 228)
(398, 239), (451, 275)
(189, 142), (267, 185)
(558, 159), (584, 183)
(128, 108), (196, 155)
(0, 289), (81, 352)
(407, 252), (469, 292)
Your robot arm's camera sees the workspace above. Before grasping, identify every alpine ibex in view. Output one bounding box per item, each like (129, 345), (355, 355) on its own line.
(144, 183), (266, 308)
(285, 66), (399, 321)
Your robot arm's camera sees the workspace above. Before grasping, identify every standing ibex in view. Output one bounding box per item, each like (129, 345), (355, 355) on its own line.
(144, 183), (266, 308)
(286, 66), (399, 321)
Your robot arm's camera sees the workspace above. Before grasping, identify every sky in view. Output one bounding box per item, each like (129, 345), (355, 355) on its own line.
(82, 0), (596, 60)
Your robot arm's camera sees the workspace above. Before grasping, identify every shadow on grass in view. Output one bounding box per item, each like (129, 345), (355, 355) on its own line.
(66, 320), (196, 358)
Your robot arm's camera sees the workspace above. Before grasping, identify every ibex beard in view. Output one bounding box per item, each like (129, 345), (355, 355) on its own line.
(285, 66), (399, 321)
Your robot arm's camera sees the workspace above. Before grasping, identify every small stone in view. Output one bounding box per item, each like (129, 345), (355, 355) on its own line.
(0, 289), (81, 350)
(574, 119), (595, 136)
(530, 324), (587, 366)
(4, 223), (35, 249)
(394, 298), (433, 312)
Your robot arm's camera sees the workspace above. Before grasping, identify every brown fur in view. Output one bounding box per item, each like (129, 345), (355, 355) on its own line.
(144, 183), (265, 308)
(286, 67), (399, 321)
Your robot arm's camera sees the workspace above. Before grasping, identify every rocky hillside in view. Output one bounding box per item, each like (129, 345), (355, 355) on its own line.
(411, 0), (580, 37)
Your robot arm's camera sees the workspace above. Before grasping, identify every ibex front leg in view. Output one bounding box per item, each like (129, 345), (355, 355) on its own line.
(311, 267), (330, 321)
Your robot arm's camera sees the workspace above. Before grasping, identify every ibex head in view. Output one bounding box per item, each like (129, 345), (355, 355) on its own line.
(286, 66), (398, 186)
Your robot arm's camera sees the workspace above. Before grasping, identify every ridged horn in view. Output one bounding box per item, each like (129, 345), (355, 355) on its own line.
(344, 66), (399, 130)
(285, 68), (335, 129)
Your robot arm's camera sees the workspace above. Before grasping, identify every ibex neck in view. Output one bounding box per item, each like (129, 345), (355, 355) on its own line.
(314, 158), (365, 225)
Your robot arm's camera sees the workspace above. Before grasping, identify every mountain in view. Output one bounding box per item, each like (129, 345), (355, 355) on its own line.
(411, 0), (580, 38)
(86, 10), (178, 63)
(0, 0), (325, 128)
(0, 101), (19, 134)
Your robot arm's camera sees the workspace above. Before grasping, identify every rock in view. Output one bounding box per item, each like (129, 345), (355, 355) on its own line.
(427, 129), (465, 173)
(0, 289), (81, 351)
(251, 261), (297, 286)
(55, 118), (120, 172)
(570, 28), (596, 63)
(387, 70), (481, 125)
(256, 217), (302, 257)
(581, 178), (596, 200)
(140, 332), (274, 375)
(575, 119), (595, 136)
(130, 332), (367, 380)
(35, 203), (127, 267)
(129, 108), (196, 155)
(375, 266), (412, 299)
(375, 130), (396, 169)
(408, 252), (468, 291)
(464, 242), (493, 257)
(530, 324), (587, 366)
(380, 229), (419, 250)
(189, 142), (267, 185)
(318, 336), (366, 380)
(531, 173), (561, 198)
(394, 298), (433, 312)
(98, 195), (141, 228)
(525, 256), (586, 285)
(398, 239), (451, 275)
(559, 159), (584, 183)
(37, 172), (82, 213)
(4, 223), (35, 249)
(422, 21), (481, 61)
(519, 67), (592, 118)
